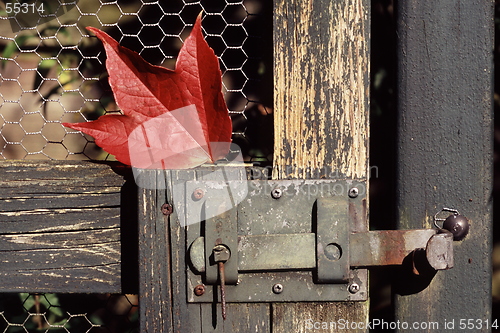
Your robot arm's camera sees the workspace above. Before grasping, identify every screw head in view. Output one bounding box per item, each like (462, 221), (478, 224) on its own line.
(161, 203), (173, 216)
(271, 188), (283, 199)
(193, 188), (204, 201)
(348, 187), (359, 198)
(348, 283), (360, 294)
(272, 283), (283, 294)
(194, 284), (205, 296)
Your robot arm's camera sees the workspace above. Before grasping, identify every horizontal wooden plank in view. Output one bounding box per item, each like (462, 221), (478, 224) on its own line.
(0, 192), (120, 212)
(0, 160), (127, 293)
(0, 207), (120, 233)
(0, 264), (121, 293)
(0, 228), (119, 251)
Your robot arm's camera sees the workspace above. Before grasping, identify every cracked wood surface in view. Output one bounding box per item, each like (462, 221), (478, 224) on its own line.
(0, 160), (126, 292)
(272, 0), (370, 332)
(273, 0), (369, 181)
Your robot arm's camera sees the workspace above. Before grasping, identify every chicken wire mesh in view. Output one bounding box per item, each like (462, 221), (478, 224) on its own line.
(0, 0), (273, 162)
(0, 0), (271, 331)
(0, 293), (138, 332)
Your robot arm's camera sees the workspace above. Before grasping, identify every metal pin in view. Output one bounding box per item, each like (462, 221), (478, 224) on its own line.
(218, 261), (227, 320)
(433, 207), (460, 229)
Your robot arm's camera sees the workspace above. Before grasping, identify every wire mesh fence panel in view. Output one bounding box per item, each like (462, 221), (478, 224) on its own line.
(0, 0), (271, 331)
(0, 293), (138, 333)
(0, 0), (272, 162)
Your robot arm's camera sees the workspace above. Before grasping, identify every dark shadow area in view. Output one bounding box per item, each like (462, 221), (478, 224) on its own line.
(369, 0), (398, 329)
(392, 250), (437, 296)
(120, 172), (139, 294)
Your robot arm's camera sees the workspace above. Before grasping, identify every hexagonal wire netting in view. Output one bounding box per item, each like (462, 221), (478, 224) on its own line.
(0, 0), (272, 162)
(0, 0), (271, 331)
(0, 293), (138, 332)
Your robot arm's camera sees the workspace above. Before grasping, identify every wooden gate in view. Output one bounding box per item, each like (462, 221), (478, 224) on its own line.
(0, 0), (493, 332)
(139, 1), (370, 331)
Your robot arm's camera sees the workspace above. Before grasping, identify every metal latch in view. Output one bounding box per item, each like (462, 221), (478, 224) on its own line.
(182, 180), (467, 305)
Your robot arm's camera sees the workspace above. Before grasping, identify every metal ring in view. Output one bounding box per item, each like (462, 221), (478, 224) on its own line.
(433, 207), (460, 229)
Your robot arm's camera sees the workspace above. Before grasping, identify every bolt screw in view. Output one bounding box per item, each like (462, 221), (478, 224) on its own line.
(194, 284), (205, 296)
(193, 188), (205, 201)
(348, 187), (359, 198)
(271, 188), (283, 199)
(348, 283), (360, 294)
(272, 283), (284, 294)
(161, 203), (173, 216)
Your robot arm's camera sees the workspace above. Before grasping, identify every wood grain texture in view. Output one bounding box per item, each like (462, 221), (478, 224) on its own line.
(273, 0), (369, 180)
(167, 170), (202, 333)
(273, 303), (368, 333)
(138, 168), (271, 332)
(138, 170), (173, 332)
(272, 0), (370, 331)
(395, 0), (493, 330)
(191, 168), (270, 332)
(0, 160), (125, 292)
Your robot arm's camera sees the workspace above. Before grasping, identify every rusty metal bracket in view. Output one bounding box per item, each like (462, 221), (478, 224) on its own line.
(189, 229), (453, 272)
(204, 197), (238, 285)
(184, 179), (457, 303)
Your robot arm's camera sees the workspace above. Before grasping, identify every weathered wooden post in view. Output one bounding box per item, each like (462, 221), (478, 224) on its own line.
(138, 0), (371, 331)
(272, 0), (370, 331)
(395, 0), (493, 330)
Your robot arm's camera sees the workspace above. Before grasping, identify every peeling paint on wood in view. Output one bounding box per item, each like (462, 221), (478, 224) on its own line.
(273, 0), (369, 180)
(272, 0), (370, 331)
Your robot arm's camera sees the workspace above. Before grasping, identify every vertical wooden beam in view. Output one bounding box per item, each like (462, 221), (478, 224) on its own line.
(138, 170), (173, 332)
(273, 0), (369, 180)
(273, 0), (370, 331)
(396, 0), (493, 329)
(139, 169), (271, 332)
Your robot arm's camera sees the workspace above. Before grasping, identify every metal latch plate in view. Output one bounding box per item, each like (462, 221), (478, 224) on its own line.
(185, 179), (368, 302)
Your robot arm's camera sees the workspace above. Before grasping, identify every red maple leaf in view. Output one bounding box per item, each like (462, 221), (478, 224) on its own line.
(63, 14), (232, 169)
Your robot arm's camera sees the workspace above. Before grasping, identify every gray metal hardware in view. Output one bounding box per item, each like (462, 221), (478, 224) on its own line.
(272, 283), (283, 294)
(433, 207), (470, 241)
(425, 231), (454, 270)
(184, 179), (458, 303)
(348, 283), (360, 294)
(204, 199), (238, 285)
(189, 230), (453, 272)
(213, 244), (231, 263)
(442, 214), (470, 241)
(316, 197), (350, 283)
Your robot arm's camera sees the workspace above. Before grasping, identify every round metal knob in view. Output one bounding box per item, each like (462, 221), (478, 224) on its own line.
(442, 214), (470, 241)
